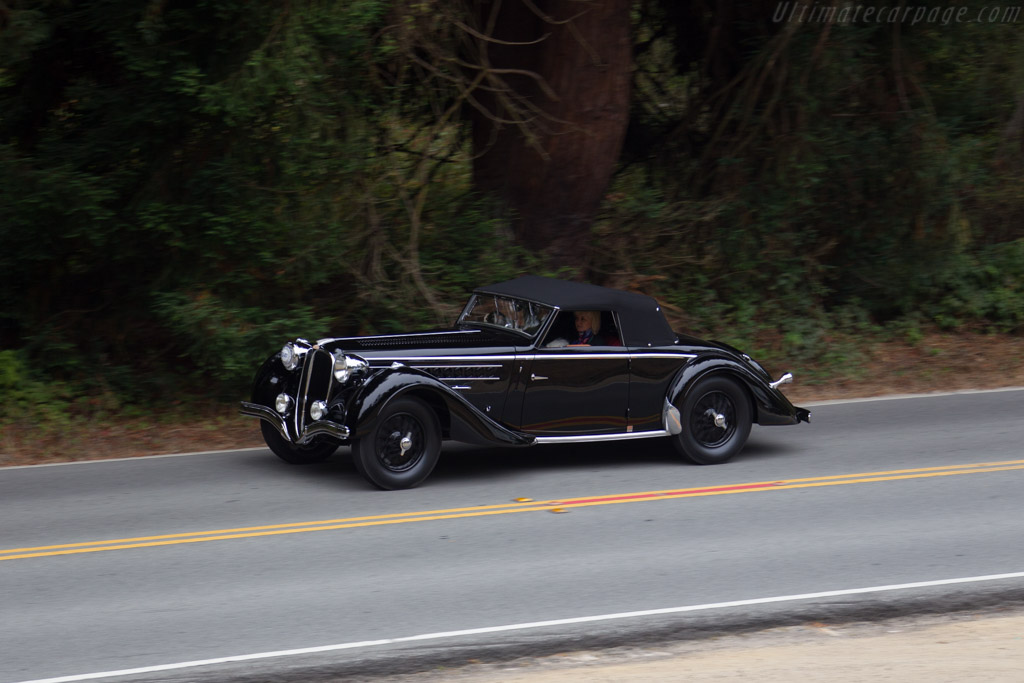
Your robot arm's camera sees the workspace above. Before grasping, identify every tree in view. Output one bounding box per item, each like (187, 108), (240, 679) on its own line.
(464, 0), (633, 270)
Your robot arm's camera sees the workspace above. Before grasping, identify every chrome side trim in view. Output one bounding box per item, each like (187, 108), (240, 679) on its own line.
(531, 353), (698, 361)
(770, 372), (794, 390)
(370, 355), (518, 363)
(534, 430), (670, 444)
(367, 353), (697, 364)
(317, 330), (482, 345)
(410, 364), (503, 369)
(438, 377), (501, 382)
(532, 353), (634, 360)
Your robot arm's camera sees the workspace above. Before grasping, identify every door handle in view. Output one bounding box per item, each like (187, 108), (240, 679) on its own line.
(531, 373), (548, 381)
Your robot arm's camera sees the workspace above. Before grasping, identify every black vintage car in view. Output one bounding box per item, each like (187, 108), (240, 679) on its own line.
(241, 276), (810, 489)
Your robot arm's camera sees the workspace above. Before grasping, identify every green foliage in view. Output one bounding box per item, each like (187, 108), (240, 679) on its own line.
(153, 293), (331, 387)
(1, 0), (1022, 416)
(604, 5), (1024, 356)
(912, 240), (1024, 332)
(0, 350), (78, 429)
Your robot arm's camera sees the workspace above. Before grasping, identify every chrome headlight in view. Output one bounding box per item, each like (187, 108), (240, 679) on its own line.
(333, 365), (350, 383)
(281, 343), (299, 370)
(333, 354), (368, 384)
(280, 340), (311, 371)
(309, 400), (327, 421)
(275, 393), (293, 415)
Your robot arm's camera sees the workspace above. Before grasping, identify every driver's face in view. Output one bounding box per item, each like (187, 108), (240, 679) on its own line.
(574, 312), (592, 332)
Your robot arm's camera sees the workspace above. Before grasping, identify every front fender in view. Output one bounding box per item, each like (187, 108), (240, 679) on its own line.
(667, 355), (804, 426)
(348, 366), (535, 447)
(250, 353), (285, 403)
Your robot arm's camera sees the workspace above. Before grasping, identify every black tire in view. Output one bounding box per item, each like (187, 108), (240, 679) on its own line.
(352, 397), (441, 490)
(261, 420), (338, 465)
(672, 375), (752, 465)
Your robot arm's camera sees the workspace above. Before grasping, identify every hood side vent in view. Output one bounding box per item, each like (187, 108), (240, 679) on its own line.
(354, 334), (472, 348)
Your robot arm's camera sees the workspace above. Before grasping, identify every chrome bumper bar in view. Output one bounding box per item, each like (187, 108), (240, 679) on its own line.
(240, 401), (351, 444)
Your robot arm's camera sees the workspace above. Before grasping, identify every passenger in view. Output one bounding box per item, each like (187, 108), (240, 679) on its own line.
(570, 310), (606, 346)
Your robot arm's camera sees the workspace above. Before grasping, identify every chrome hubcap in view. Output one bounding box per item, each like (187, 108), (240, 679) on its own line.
(691, 391), (737, 448)
(376, 414), (426, 473)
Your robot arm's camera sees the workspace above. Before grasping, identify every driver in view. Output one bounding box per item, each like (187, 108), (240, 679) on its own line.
(571, 310), (606, 345)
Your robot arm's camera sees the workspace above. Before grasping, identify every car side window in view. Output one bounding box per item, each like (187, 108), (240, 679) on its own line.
(542, 311), (622, 347)
(600, 312), (622, 346)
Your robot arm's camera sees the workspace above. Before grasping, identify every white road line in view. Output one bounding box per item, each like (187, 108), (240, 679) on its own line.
(0, 447), (268, 470)
(16, 571), (1024, 683)
(802, 385), (1024, 407)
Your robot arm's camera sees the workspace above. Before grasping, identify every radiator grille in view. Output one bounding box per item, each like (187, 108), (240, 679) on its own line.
(293, 348), (334, 436)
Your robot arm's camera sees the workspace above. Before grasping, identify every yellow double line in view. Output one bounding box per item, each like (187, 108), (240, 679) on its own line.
(4, 459), (1024, 562)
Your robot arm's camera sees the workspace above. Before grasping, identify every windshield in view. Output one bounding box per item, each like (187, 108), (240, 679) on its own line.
(458, 294), (554, 337)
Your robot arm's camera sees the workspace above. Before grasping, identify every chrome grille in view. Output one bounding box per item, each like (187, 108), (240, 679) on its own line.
(292, 348), (334, 437)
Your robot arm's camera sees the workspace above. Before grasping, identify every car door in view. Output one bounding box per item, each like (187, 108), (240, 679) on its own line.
(516, 344), (630, 436)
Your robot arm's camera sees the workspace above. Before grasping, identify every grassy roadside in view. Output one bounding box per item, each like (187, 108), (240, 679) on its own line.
(2, 331), (1022, 468)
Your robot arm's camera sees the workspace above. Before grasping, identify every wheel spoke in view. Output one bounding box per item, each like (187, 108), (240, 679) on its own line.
(690, 390), (736, 448)
(376, 413), (425, 472)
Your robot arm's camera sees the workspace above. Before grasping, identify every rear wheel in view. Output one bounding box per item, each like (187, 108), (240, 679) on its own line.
(352, 397), (441, 490)
(672, 375), (752, 465)
(261, 421), (337, 464)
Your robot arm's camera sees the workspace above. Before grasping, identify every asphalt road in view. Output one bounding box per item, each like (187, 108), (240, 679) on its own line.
(2, 389), (1024, 683)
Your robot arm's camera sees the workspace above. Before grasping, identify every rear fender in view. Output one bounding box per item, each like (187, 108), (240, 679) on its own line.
(667, 355), (802, 426)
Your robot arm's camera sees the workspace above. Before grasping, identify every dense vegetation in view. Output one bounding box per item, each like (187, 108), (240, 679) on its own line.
(1, 1), (1022, 424)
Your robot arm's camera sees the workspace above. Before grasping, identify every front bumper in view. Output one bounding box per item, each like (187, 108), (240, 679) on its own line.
(240, 401), (351, 444)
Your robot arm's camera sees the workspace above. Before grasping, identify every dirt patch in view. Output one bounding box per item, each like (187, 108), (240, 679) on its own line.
(2, 331), (1022, 467)
(781, 331), (1024, 404)
(0, 410), (265, 467)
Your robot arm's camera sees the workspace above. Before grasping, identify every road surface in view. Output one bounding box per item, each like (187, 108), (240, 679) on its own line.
(2, 388), (1023, 682)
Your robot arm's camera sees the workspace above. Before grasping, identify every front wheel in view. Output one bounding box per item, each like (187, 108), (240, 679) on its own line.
(672, 375), (752, 465)
(352, 397), (441, 490)
(261, 421), (338, 464)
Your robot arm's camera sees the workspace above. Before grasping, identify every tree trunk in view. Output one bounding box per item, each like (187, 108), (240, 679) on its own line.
(469, 0), (632, 272)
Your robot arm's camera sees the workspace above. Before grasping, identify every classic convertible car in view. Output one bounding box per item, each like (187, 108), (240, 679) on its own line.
(241, 276), (810, 489)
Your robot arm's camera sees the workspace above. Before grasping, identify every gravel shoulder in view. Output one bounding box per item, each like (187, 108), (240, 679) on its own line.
(380, 608), (1024, 683)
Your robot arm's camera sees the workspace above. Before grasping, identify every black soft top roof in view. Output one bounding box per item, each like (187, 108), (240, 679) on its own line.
(476, 275), (677, 346)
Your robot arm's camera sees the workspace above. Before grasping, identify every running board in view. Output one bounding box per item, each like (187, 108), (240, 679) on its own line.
(533, 430), (670, 445)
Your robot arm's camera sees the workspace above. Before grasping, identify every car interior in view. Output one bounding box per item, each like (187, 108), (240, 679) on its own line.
(542, 310), (622, 347)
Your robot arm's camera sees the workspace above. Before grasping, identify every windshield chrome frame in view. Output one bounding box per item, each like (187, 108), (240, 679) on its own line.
(457, 293), (556, 341)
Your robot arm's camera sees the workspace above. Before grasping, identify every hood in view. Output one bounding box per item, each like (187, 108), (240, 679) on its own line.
(317, 326), (524, 358)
